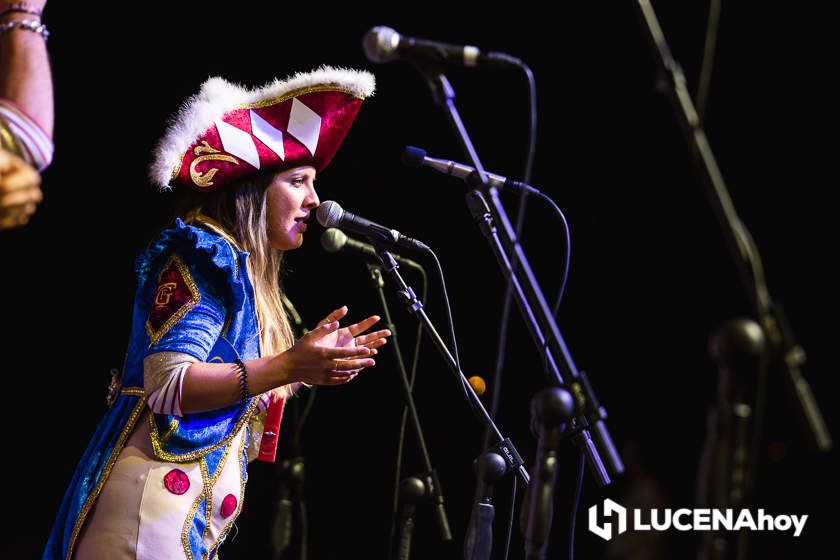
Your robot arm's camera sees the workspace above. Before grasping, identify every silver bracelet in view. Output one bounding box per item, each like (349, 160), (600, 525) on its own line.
(0, 18), (49, 40)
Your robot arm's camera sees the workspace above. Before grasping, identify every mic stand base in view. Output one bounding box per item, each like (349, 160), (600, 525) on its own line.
(465, 450), (509, 560)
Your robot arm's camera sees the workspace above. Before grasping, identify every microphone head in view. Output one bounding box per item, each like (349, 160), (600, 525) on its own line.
(316, 200), (344, 228)
(362, 26), (400, 63)
(320, 228), (348, 253)
(401, 146), (427, 168)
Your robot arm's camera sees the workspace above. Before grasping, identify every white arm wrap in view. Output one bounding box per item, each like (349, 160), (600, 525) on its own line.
(143, 351), (198, 417)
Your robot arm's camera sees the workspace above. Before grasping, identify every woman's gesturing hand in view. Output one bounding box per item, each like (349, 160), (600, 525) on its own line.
(277, 306), (390, 386)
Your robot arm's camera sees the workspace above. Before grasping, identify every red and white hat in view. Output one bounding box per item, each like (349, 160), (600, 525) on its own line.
(151, 66), (375, 192)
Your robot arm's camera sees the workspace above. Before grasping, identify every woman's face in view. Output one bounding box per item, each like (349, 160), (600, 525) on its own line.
(265, 165), (319, 251)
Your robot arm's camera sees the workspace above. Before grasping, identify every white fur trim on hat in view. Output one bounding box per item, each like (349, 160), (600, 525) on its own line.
(150, 65), (376, 191)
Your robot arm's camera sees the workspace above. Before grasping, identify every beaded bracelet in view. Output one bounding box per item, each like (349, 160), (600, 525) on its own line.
(233, 359), (251, 402)
(0, 18), (49, 40)
(0, 2), (42, 18)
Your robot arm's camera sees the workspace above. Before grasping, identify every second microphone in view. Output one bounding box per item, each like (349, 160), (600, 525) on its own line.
(321, 228), (424, 271)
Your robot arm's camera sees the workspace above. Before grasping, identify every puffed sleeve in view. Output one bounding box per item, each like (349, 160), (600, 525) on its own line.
(142, 250), (229, 361)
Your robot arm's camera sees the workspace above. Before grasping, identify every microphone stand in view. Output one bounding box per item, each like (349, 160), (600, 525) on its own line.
(371, 248), (530, 560)
(635, 0), (831, 452)
(523, 387), (575, 560)
(374, 246), (531, 479)
(273, 295), (313, 560)
(411, 62), (623, 558)
(372, 245), (528, 560)
(270, 455), (306, 560)
(365, 264), (453, 559)
(394, 476), (429, 560)
(633, 6), (832, 546)
(415, 62), (623, 478)
(464, 450), (508, 560)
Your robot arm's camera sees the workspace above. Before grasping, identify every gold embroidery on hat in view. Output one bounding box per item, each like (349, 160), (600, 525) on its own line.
(189, 141), (239, 189)
(246, 84), (363, 109)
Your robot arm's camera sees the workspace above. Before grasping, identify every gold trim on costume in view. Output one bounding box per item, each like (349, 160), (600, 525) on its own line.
(199, 458), (213, 546)
(66, 396), (148, 560)
(173, 428), (244, 557)
(200, 433), (236, 544)
(181, 432), (240, 558)
(145, 253), (202, 347)
(148, 397), (259, 462)
(182, 484), (204, 560)
(212, 424), (248, 553)
(160, 418), (180, 444)
(120, 387), (145, 397)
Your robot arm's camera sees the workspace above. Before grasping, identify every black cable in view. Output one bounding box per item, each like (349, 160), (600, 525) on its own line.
(281, 293), (316, 452)
(486, 60), (538, 450)
(503, 474), (517, 560)
(292, 386), (317, 451)
(426, 248), (471, 404)
(481, 79), (539, 560)
(390, 266), (428, 528)
(537, 192), (572, 314)
(538, 191), (573, 372)
(520, 61), (538, 184)
(569, 450), (585, 560)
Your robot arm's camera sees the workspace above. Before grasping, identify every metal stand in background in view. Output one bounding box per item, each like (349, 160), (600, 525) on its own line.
(366, 264), (453, 559)
(524, 387), (576, 560)
(697, 319), (766, 560)
(635, 0), (831, 451)
(270, 456), (307, 560)
(635, 2), (832, 557)
(464, 450), (508, 560)
(272, 295), (313, 560)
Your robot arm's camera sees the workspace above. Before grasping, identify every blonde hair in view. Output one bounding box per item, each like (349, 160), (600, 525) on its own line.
(181, 173), (298, 400)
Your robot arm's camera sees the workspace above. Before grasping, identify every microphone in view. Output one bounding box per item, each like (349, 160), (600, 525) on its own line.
(402, 146), (540, 195)
(321, 228), (424, 271)
(363, 26), (520, 68)
(316, 200), (429, 251)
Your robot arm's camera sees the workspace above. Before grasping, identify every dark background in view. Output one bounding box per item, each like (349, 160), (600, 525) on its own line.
(2, 2), (836, 558)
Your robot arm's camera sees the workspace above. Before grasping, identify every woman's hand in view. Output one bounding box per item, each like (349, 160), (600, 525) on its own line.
(275, 306), (390, 386)
(316, 305), (390, 354)
(0, 149), (42, 230)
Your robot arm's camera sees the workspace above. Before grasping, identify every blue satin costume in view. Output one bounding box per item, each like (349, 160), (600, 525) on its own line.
(44, 219), (262, 559)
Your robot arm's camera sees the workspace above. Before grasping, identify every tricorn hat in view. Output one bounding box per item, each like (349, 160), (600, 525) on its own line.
(151, 66), (375, 192)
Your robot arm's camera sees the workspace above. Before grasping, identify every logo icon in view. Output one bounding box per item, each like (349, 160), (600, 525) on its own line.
(587, 499), (808, 540)
(588, 498), (628, 541)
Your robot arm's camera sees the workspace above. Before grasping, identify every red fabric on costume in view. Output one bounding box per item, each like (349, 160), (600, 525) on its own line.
(148, 258), (198, 333)
(257, 397), (286, 463)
